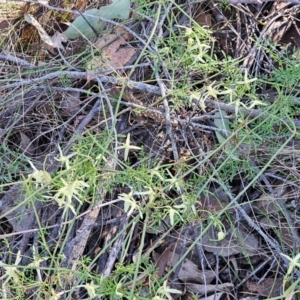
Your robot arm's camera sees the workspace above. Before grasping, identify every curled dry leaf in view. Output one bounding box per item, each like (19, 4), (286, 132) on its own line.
(178, 256), (216, 284)
(24, 14), (55, 48)
(153, 247), (176, 278)
(50, 32), (67, 50)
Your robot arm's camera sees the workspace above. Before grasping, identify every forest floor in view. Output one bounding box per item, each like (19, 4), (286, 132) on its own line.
(1, 1), (300, 299)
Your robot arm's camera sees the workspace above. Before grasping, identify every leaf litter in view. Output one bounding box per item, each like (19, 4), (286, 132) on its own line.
(1, 1), (300, 299)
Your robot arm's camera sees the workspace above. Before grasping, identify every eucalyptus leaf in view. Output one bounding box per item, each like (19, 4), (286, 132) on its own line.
(214, 110), (230, 144)
(214, 110), (240, 159)
(63, 0), (130, 40)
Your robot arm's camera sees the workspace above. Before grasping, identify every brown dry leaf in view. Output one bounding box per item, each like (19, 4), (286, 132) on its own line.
(258, 217), (295, 249)
(258, 216), (278, 229)
(254, 185), (288, 215)
(58, 91), (81, 117)
(115, 26), (133, 41)
(19, 132), (35, 157)
(194, 8), (212, 27)
(201, 226), (259, 257)
(0, 20), (11, 30)
(199, 187), (230, 213)
(153, 247), (174, 278)
(174, 255), (215, 284)
(246, 277), (283, 297)
(279, 226), (295, 249)
(153, 248), (216, 284)
(87, 34), (136, 77)
(0, 185), (36, 232)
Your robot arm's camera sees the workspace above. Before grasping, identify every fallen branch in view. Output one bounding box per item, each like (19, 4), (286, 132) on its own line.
(1, 68), (299, 130)
(0, 70), (162, 95)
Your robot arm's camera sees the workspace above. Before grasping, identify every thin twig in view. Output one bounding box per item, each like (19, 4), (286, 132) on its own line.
(0, 70), (163, 94)
(0, 51), (35, 67)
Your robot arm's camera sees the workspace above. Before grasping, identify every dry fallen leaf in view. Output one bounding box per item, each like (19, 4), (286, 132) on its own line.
(201, 226), (259, 256)
(50, 32), (67, 50)
(199, 187), (230, 213)
(194, 7), (212, 27)
(153, 248), (173, 278)
(174, 255), (215, 284)
(0, 185), (36, 232)
(246, 277), (283, 297)
(19, 132), (35, 157)
(87, 34), (136, 79)
(254, 185), (288, 215)
(24, 14), (55, 48)
(258, 217), (295, 249)
(115, 26), (133, 41)
(153, 247), (216, 284)
(58, 91), (81, 117)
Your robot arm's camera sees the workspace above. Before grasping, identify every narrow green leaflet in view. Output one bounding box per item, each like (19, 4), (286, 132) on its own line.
(63, 0), (130, 39)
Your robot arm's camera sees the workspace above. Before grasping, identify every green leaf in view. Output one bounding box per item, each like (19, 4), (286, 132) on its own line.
(63, 0), (131, 40)
(98, 0), (130, 20)
(214, 110), (230, 144)
(214, 110), (240, 160)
